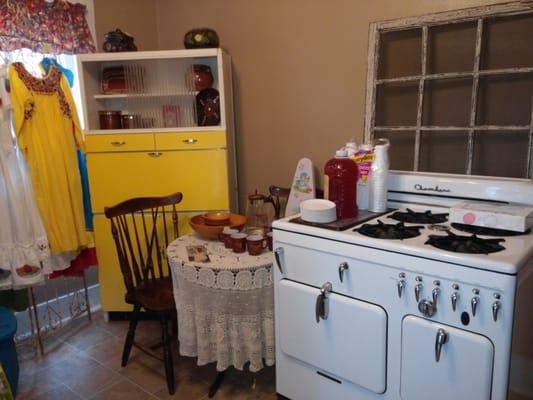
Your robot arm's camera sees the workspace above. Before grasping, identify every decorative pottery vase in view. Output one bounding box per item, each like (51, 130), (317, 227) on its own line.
(196, 88), (220, 126)
(184, 28), (219, 49)
(103, 29), (137, 52)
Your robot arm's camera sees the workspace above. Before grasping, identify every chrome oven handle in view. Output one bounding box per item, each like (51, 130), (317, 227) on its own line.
(315, 282), (332, 323)
(274, 247), (284, 273)
(435, 328), (448, 362)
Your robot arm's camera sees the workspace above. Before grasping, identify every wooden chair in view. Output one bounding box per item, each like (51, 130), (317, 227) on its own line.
(104, 192), (183, 395)
(269, 185), (324, 219)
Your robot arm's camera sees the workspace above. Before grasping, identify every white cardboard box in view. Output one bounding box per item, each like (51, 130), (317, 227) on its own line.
(450, 202), (533, 232)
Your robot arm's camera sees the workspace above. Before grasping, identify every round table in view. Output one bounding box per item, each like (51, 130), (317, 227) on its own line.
(167, 233), (275, 372)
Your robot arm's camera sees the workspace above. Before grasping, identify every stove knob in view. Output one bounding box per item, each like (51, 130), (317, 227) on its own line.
(396, 279), (406, 299)
(432, 287), (440, 304)
(492, 301), (501, 322)
(415, 283), (423, 302)
(451, 292), (459, 312)
(418, 299), (436, 317)
(397, 279), (406, 298)
(471, 296), (480, 317)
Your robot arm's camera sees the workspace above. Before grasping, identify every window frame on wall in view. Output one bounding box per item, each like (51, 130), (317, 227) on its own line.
(364, 2), (533, 179)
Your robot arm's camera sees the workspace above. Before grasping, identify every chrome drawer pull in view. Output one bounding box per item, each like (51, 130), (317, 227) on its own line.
(183, 138), (198, 144)
(148, 151), (163, 157)
(434, 328), (448, 362)
(111, 141), (126, 146)
(274, 247), (284, 273)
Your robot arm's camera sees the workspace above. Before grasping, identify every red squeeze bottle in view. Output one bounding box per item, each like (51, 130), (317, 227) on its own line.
(324, 149), (359, 220)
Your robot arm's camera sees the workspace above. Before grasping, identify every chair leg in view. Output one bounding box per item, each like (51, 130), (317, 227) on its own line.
(122, 304), (141, 367)
(160, 314), (175, 395)
(170, 312), (178, 340)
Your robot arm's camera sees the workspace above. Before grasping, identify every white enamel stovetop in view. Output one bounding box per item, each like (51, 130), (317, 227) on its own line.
(273, 206), (533, 275)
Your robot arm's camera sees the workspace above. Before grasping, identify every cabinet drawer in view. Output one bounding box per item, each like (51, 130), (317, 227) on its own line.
(155, 131), (226, 150)
(87, 149), (230, 212)
(85, 133), (155, 153)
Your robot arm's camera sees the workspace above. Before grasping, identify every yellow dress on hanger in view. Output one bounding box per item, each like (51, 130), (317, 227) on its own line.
(8, 62), (88, 256)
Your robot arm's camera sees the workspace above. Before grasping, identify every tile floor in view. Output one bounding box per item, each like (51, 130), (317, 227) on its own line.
(16, 311), (277, 400)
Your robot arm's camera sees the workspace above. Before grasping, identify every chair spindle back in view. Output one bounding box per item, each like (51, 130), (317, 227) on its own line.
(104, 193), (183, 296)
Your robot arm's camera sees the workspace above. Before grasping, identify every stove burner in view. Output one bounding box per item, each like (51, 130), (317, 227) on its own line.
(390, 208), (448, 224)
(451, 223), (529, 237)
(425, 231), (505, 254)
(355, 220), (423, 240)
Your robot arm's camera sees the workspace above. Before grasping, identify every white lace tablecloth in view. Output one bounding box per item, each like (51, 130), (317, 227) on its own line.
(168, 233), (275, 372)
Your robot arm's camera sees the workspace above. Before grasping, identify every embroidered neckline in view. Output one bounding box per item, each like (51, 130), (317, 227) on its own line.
(12, 62), (61, 94)
(12, 62), (73, 119)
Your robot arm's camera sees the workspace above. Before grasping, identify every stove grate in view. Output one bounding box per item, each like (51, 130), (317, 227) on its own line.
(355, 220), (424, 240)
(425, 231), (505, 254)
(390, 208), (449, 224)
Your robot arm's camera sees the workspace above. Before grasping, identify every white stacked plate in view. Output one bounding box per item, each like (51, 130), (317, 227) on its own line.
(300, 199), (337, 223)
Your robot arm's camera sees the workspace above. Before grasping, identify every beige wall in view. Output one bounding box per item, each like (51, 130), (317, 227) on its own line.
(93, 0), (159, 51)
(95, 0), (503, 210)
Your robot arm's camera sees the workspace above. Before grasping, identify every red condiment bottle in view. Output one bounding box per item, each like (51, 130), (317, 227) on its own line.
(324, 149), (359, 220)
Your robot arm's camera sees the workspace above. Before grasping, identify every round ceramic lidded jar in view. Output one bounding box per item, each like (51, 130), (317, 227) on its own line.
(184, 28), (219, 49)
(192, 65), (214, 91)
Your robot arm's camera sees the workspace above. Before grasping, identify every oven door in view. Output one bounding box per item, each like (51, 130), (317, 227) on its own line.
(401, 315), (494, 400)
(278, 279), (387, 394)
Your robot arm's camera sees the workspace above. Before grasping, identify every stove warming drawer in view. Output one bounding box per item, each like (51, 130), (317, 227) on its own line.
(278, 279), (388, 394)
(401, 316), (494, 400)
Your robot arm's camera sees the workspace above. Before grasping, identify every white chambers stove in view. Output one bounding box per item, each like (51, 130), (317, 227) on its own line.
(272, 171), (533, 400)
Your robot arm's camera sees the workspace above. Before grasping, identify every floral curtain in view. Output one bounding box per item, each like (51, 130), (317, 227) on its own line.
(0, 0), (95, 54)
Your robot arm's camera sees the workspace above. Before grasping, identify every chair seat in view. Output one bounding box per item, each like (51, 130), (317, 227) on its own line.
(125, 277), (175, 311)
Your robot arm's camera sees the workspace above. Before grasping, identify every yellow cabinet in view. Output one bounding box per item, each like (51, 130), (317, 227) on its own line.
(78, 49), (238, 312)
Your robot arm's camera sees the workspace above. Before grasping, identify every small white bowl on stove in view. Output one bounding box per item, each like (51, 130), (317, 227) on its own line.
(300, 199), (337, 223)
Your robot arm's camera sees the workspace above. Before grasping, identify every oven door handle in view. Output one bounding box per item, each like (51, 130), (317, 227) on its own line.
(274, 247), (284, 273)
(315, 282), (332, 323)
(434, 328), (448, 362)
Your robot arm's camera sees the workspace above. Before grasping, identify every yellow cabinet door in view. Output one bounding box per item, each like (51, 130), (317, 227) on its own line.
(87, 149), (230, 212)
(94, 212), (197, 312)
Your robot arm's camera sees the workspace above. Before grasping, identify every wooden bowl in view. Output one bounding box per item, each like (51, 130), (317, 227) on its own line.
(202, 212), (230, 226)
(189, 213), (247, 239)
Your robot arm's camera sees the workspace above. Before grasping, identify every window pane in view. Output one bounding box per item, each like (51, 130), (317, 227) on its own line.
(427, 22), (476, 74)
(375, 82), (419, 126)
(472, 131), (529, 178)
(378, 29), (422, 79)
(419, 131), (468, 174)
(481, 14), (533, 70)
(423, 78), (473, 126)
(374, 130), (415, 170)
(476, 74), (533, 126)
